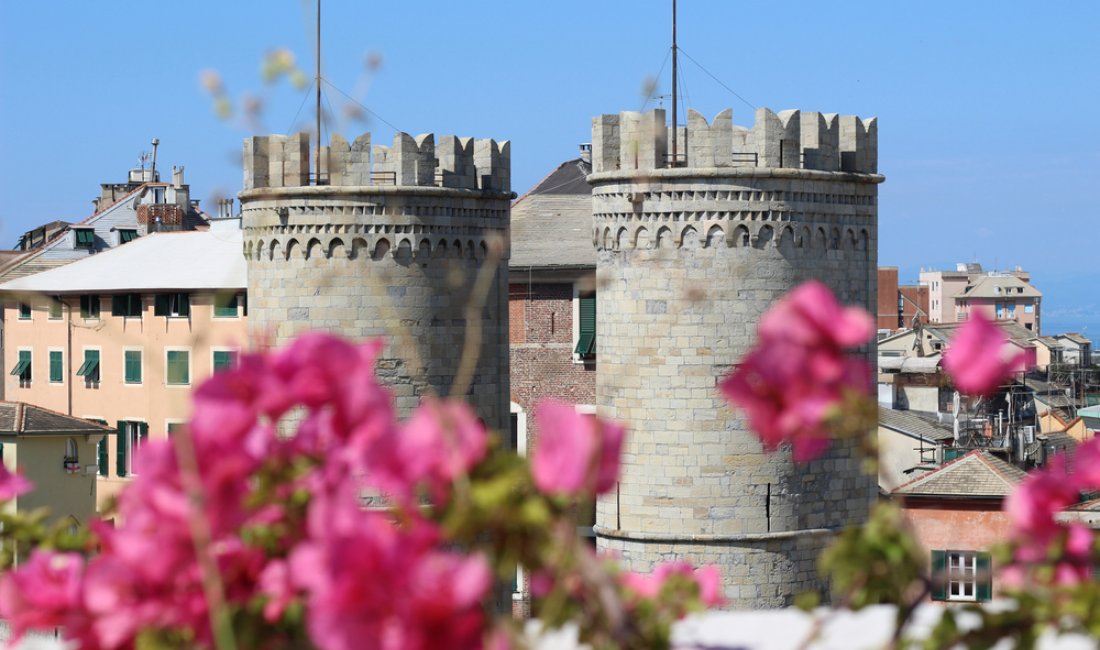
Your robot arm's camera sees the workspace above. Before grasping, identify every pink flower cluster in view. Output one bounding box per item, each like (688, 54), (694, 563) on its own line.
(0, 332), (717, 648)
(719, 281), (874, 462)
(0, 463), (32, 501)
(0, 334), (492, 649)
(943, 311), (1026, 396)
(1003, 437), (1100, 586)
(622, 562), (724, 608)
(532, 401), (625, 497)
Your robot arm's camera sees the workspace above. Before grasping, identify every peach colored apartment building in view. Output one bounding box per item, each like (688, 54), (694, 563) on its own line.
(1, 225), (246, 507)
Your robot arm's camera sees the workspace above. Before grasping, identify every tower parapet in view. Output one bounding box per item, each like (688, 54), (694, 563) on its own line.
(239, 130), (512, 432)
(590, 107), (882, 608)
(592, 108), (877, 174)
(243, 131), (511, 192)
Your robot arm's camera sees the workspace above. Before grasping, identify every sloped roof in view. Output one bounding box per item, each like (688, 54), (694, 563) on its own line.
(923, 321), (1036, 347)
(0, 229), (245, 293)
(961, 275), (1042, 299)
(510, 157), (594, 270)
(0, 402), (112, 436)
(1059, 333), (1091, 346)
(878, 355), (942, 373)
(879, 407), (955, 442)
(892, 450), (1028, 498)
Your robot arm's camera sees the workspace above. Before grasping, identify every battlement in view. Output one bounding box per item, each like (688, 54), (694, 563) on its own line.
(243, 131), (510, 192)
(591, 107), (877, 175)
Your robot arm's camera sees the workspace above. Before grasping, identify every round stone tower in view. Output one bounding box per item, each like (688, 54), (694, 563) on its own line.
(238, 130), (512, 431)
(590, 107), (883, 607)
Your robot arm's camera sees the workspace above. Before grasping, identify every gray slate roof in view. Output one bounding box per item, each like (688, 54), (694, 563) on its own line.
(510, 158), (594, 270)
(961, 275), (1042, 299)
(879, 407), (955, 442)
(892, 450), (1028, 498)
(0, 402), (113, 436)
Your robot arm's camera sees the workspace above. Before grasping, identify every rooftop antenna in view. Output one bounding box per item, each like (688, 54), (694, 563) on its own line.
(670, 0), (679, 166)
(315, 0), (322, 184)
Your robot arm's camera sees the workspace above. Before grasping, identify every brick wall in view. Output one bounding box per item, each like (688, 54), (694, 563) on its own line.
(508, 280), (596, 440)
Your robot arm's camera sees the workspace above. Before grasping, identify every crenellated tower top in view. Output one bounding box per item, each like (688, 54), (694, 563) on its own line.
(591, 107), (877, 175)
(242, 131), (511, 193)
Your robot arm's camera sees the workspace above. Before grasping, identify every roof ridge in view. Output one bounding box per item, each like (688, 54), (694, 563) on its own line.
(974, 451), (1027, 489)
(891, 449), (982, 492)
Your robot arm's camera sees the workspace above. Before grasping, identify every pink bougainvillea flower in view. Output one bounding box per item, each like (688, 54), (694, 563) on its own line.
(720, 281), (873, 463)
(943, 311), (1026, 396)
(758, 280), (874, 349)
(621, 561), (725, 607)
(532, 401), (625, 496)
(380, 398), (488, 502)
(0, 462), (32, 500)
(0, 551), (88, 642)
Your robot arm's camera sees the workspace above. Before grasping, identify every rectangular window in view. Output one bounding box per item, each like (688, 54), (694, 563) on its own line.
(111, 294), (143, 317)
(931, 550), (991, 602)
(49, 350), (63, 383)
(74, 228), (95, 248)
(18, 302), (31, 320)
(166, 350), (190, 385)
(76, 349), (100, 385)
(212, 350), (237, 372)
(48, 296), (63, 319)
(154, 293), (190, 318)
(1025, 303), (1034, 314)
(574, 291), (596, 359)
(214, 293), (239, 318)
(118, 229), (138, 244)
(124, 350), (142, 384)
(995, 302), (1004, 319)
(10, 350), (31, 387)
(166, 422), (184, 438)
(80, 295), (101, 319)
(115, 420), (148, 478)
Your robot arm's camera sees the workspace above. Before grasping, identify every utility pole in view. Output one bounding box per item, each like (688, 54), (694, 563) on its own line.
(315, 0), (322, 184)
(670, 0), (678, 167)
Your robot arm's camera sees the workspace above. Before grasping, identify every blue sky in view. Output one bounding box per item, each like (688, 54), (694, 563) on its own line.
(1, 2), (1097, 333)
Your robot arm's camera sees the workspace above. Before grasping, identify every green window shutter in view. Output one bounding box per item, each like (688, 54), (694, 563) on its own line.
(124, 350), (142, 384)
(137, 421), (149, 445)
(213, 350), (234, 372)
(116, 421), (127, 478)
(119, 229), (137, 243)
(154, 294), (169, 316)
(167, 351), (190, 385)
(112, 295), (126, 316)
(242, 292), (248, 317)
(18, 303), (31, 319)
(48, 297), (62, 319)
(575, 293), (597, 357)
(976, 552), (993, 602)
(930, 550), (947, 601)
(177, 293), (190, 317)
(49, 350), (63, 382)
(214, 293), (238, 318)
(97, 437), (108, 476)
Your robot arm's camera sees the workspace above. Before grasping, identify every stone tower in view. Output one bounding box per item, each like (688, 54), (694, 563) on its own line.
(590, 107), (883, 607)
(238, 131), (512, 432)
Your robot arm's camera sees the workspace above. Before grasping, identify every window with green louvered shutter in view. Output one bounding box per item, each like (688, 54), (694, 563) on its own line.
(167, 351), (190, 385)
(975, 552), (992, 602)
(930, 550), (947, 601)
(49, 350), (63, 383)
(213, 350), (236, 372)
(124, 350), (142, 384)
(112, 294), (141, 317)
(116, 421), (127, 478)
(97, 437), (108, 476)
(574, 292), (596, 358)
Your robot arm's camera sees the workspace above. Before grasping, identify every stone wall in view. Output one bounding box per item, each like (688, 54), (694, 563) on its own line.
(590, 108), (884, 607)
(239, 131), (513, 434)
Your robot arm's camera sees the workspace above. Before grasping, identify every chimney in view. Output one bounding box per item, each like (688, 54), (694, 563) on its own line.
(579, 143), (592, 165)
(150, 138), (160, 182)
(173, 165), (185, 188)
(92, 198), (100, 213)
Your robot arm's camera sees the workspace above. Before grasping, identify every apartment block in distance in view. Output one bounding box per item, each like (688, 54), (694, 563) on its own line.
(0, 221), (245, 508)
(920, 263), (1040, 332)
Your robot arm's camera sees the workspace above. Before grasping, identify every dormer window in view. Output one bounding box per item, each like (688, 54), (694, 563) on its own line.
(118, 229), (138, 244)
(73, 228), (95, 249)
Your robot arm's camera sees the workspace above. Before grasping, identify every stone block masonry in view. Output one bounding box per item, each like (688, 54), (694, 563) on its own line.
(239, 131), (513, 435)
(590, 107), (884, 608)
